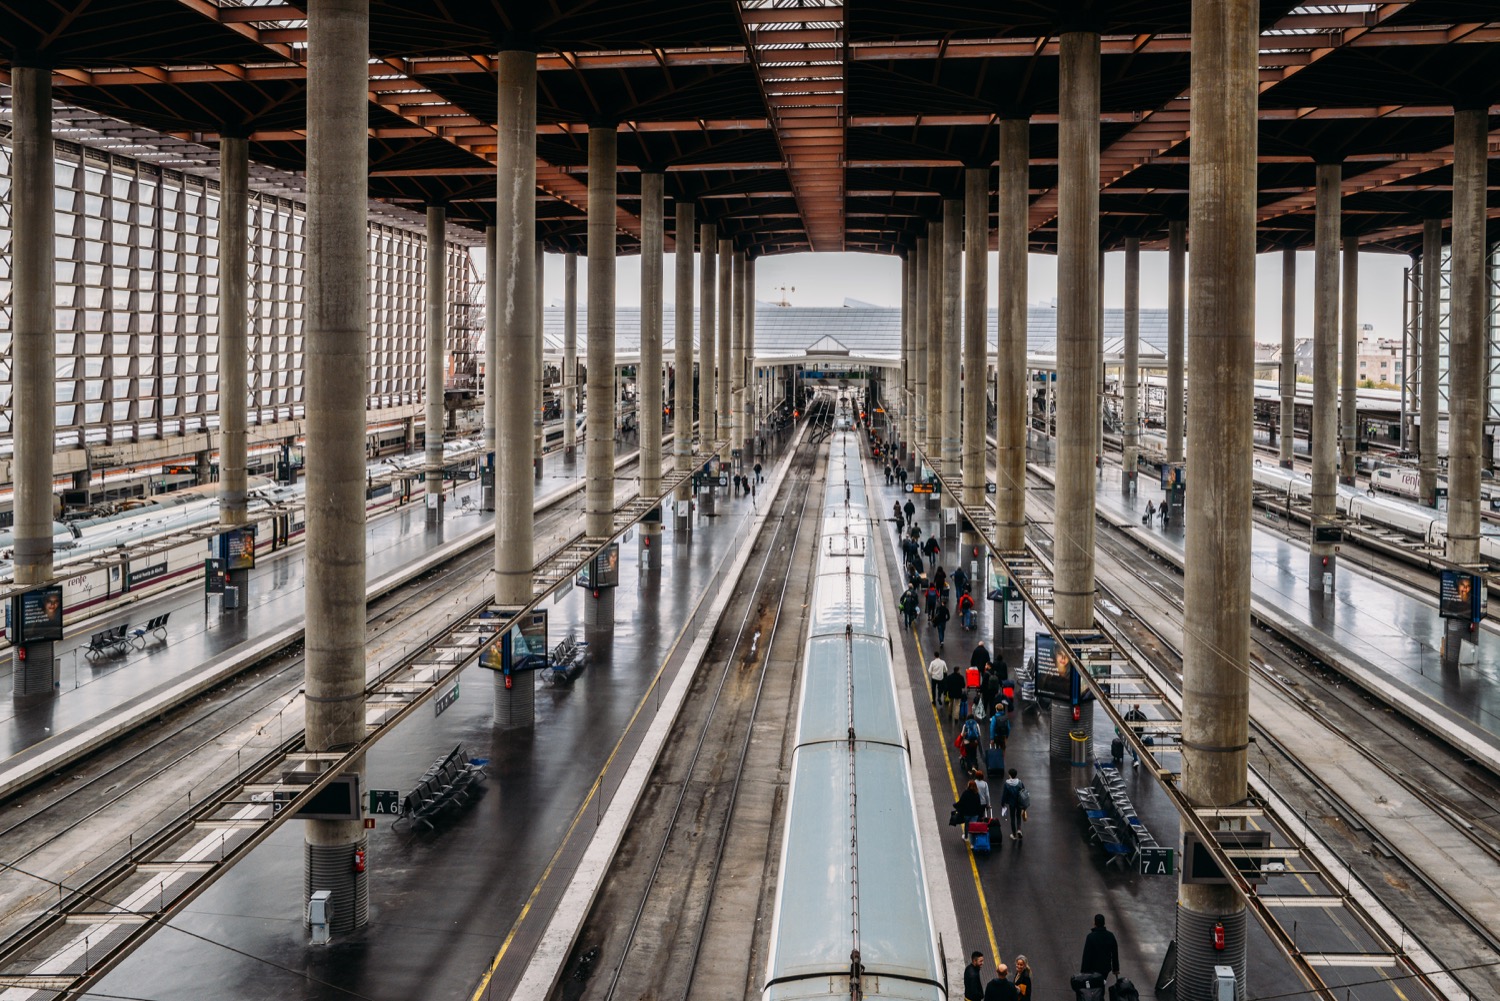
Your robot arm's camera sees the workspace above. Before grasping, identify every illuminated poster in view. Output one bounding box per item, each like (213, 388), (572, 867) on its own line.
(219, 525), (257, 571)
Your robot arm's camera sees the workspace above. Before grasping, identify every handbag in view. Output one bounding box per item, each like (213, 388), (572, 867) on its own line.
(948, 807), (962, 827)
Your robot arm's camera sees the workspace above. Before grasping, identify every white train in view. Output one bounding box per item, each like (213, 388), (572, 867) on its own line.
(763, 432), (945, 1001)
(1252, 463), (1500, 561)
(0, 438), (485, 626)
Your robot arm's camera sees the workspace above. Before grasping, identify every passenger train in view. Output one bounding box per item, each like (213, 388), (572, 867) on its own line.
(1252, 462), (1500, 561)
(0, 437), (486, 627)
(763, 431), (945, 1001)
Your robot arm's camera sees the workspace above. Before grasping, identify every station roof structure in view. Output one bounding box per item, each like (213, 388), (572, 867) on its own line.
(2, 1), (1498, 258)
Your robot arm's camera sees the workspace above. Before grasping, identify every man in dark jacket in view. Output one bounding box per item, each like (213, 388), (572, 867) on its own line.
(984, 963), (1020, 1001)
(963, 952), (986, 1001)
(1080, 913), (1120, 979)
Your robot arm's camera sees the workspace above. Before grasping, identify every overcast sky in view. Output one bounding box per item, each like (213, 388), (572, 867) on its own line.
(503, 247), (1413, 347)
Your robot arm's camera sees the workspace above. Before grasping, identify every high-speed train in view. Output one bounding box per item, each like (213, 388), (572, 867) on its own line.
(762, 433), (945, 1001)
(0, 437), (486, 625)
(1252, 462), (1500, 561)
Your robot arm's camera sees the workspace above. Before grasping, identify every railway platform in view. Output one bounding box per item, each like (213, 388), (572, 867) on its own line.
(1030, 450), (1500, 764)
(72, 436), (794, 1001)
(0, 438), (633, 772)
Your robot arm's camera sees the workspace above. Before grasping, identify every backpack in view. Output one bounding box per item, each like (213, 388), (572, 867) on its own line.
(1016, 783), (1031, 810)
(1111, 737), (1124, 761)
(991, 713), (1010, 742)
(1110, 978), (1141, 1001)
(957, 699), (970, 722)
(962, 718), (980, 743)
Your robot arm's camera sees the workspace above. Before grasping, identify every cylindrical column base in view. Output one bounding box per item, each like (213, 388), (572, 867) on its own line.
(641, 520), (662, 575)
(12, 644), (57, 697)
(1050, 701), (1093, 760)
(494, 672), (536, 729)
(304, 831), (369, 934)
(1174, 903), (1247, 1001)
(1308, 548), (1335, 593)
(426, 488), (443, 526)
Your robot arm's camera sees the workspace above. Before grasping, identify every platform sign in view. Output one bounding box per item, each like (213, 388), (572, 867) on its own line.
(368, 790), (401, 815)
(434, 681), (460, 717)
(204, 558), (227, 594)
(481, 609), (549, 673)
(1182, 831), (1274, 885)
(218, 525), (257, 571)
(1438, 570), (1486, 621)
(8, 586), (64, 643)
(1139, 847), (1175, 876)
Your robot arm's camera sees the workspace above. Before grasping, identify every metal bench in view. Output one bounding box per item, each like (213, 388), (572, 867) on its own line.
(396, 745), (489, 831)
(85, 625), (131, 661)
(130, 613), (171, 649)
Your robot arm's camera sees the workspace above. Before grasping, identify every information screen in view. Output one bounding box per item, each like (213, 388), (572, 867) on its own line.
(14, 586), (64, 643)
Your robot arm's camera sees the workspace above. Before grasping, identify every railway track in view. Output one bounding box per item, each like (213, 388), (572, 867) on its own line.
(0, 476), (613, 971)
(556, 408), (831, 1001)
(1025, 477), (1500, 999)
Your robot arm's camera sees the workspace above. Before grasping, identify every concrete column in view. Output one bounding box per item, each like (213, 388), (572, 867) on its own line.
(304, 0), (370, 932)
(1178, 1), (1256, 991)
(942, 198), (963, 494)
(700, 223), (718, 453)
(926, 218), (944, 466)
(1448, 108), (1488, 567)
(1122, 236), (1140, 489)
(1097, 246), (1106, 464)
(717, 238), (733, 461)
(744, 256), (756, 453)
(534, 241), (546, 477)
(218, 136), (249, 529)
(1310, 164), (1340, 585)
(425, 205), (447, 525)
(1419, 219), (1441, 506)
(914, 235), (929, 461)
(494, 49), (538, 609)
(674, 202), (697, 528)
(586, 125), (618, 539)
(730, 249), (745, 464)
(640, 174), (664, 508)
(11, 65), (57, 696)
(483, 224), (498, 510)
(996, 120), (1029, 553)
(1278, 246), (1297, 468)
(962, 168), (989, 537)
(900, 252), (911, 457)
(1054, 30), (1101, 630)
(564, 252), (578, 455)
(1340, 233), (1359, 483)
(1166, 220), (1186, 463)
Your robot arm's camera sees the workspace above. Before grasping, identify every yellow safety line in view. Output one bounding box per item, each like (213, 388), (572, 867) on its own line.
(914, 629), (1001, 963)
(468, 567), (710, 1000)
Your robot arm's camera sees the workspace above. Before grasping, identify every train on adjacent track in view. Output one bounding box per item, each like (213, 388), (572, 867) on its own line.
(1252, 462), (1500, 561)
(762, 430), (946, 1001)
(0, 437), (487, 626)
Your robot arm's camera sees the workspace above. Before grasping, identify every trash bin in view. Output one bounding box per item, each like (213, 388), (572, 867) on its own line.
(1069, 729), (1091, 769)
(223, 585), (240, 610)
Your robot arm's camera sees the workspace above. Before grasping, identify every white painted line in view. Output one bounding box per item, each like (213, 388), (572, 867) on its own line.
(510, 431), (807, 1001)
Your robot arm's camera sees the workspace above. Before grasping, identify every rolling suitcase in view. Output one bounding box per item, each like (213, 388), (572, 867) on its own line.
(1071, 972), (1107, 1001)
(966, 820), (992, 853)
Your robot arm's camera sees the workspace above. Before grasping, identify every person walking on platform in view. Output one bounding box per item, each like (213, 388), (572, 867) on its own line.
(944, 665), (966, 718)
(1013, 955), (1033, 999)
(933, 599), (951, 649)
(903, 497), (916, 526)
(933, 565), (947, 592)
(923, 534), (941, 572)
(955, 782), (984, 844)
(989, 704), (1011, 752)
(953, 563), (970, 598)
(754, 461), (763, 483)
(924, 580), (939, 621)
(1080, 914), (1120, 982)
(970, 641), (992, 673)
(1000, 768), (1028, 840)
(963, 952), (987, 1001)
(1142, 499), (1155, 526)
(958, 589), (976, 630)
(900, 585), (919, 630)
(928, 652), (948, 706)
(961, 713), (982, 772)
(973, 768), (992, 819)
(884, 462), (893, 485)
(1123, 704), (1148, 767)
(893, 500), (904, 531)
(984, 962), (1019, 1001)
